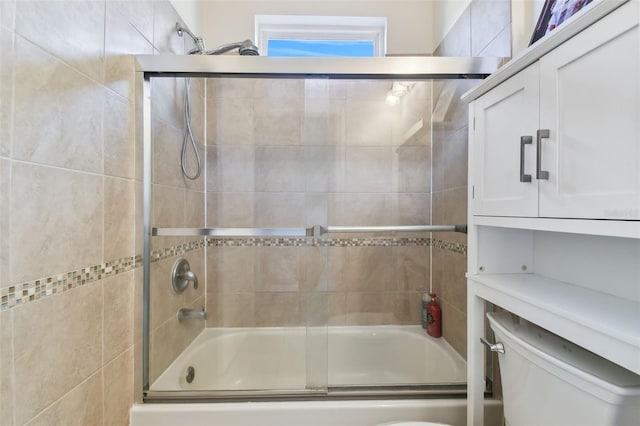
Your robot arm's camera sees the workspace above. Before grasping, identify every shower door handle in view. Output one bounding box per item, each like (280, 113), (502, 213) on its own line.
(520, 136), (532, 183)
(480, 337), (505, 354)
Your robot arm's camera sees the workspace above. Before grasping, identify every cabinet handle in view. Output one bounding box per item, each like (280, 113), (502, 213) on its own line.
(536, 129), (550, 180)
(520, 136), (532, 183)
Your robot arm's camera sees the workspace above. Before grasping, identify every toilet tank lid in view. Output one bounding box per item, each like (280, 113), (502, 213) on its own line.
(487, 312), (640, 390)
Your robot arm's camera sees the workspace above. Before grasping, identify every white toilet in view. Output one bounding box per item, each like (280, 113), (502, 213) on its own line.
(487, 311), (640, 426)
(382, 311), (640, 426)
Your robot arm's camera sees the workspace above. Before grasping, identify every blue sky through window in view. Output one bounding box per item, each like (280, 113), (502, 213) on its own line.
(267, 39), (375, 57)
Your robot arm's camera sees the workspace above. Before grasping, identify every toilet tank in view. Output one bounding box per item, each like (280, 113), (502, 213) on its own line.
(487, 312), (640, 426)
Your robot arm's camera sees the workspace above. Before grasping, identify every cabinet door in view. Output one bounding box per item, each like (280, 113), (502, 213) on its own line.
(473, 64), (540, 217)
(539, 1), (640, 219)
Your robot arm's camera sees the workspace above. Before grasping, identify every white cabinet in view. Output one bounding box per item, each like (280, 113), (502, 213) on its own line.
(472, 0), (640, 220)
(464, 1), (640, 426)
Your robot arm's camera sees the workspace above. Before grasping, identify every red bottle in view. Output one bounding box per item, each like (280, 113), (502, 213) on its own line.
(426, 292), (442, 338)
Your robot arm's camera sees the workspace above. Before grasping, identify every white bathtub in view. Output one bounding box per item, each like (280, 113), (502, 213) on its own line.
(133, 327), (504, 426)
(151, 326), (467, 391)
(130, 399), (504, 426)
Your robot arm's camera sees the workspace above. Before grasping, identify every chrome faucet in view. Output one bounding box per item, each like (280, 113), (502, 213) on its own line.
(177, 307), (207, 321)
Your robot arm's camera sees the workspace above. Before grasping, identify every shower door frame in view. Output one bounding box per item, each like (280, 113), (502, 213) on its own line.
(136, 55), (501, 403)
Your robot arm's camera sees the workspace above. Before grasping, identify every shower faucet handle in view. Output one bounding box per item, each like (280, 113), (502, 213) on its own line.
(171, 258), (199, 293)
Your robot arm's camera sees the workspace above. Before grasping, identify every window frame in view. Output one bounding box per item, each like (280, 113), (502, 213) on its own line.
(255, 15), (387, 57)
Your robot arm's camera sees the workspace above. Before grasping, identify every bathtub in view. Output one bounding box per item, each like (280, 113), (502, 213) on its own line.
(150, 325), (467, 391)
(133, 326), (504, 426)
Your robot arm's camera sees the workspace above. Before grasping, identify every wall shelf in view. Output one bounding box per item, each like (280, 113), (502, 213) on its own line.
(469, 273), (640, 376)
(473, 216), (640, 239)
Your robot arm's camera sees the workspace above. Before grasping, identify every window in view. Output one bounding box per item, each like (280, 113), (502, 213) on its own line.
(255, 15), (387, 57)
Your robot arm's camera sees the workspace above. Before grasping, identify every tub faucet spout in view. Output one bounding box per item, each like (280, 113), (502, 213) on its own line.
(177, 307), (207, 321)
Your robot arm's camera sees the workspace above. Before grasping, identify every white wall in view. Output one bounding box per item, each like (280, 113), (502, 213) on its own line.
(172, 0), (438, 55)
(511, 0), (546, 56)
(171, 0), (202, 36)
(432, 0), (471, 48)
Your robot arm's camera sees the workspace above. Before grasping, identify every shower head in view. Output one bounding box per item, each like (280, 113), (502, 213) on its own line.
(205, 40), (260, 56)
(176, 22), (206, 54)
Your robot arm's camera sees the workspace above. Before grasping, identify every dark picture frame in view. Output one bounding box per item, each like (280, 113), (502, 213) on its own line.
(530, 0), (595, 46)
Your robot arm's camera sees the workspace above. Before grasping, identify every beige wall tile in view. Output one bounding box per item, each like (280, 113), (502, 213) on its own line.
(104, 177), (135, 261)
(13, 282), (103, 424)
(304, 146), (333, 192)
(442, 300), (467, 360)
(393, 193), (431, 226)
(213, 77), (253, 100)
(254, 192), (305, 227)
(13, 36), (103, 173)
(255, 146), (304, 192)
(0, 0), (15, 31)
(305, 193), (328, 228)
(341, 147), (392, 192)
(344, 292), (395, 325)
(150, 256), (185, 331)
(443, 250), (467, 312)
(345, 100), (394, 146)
(152, 184), (184, 228)
(393, 292), (423, 325)
(0, 28), (13, 158)
(216, 145), (255, 192)
(393, 245), (430, 292)
(104, 91), (135, 179)
(254, 292), (301, 326)
(305, 246), (329, 292)
(328, 99), (346, 145)
(207, 246), (255, 294)
(254, 79), (304, 100)
(151, 75), (184, 131)
(0, 159), (9, 287)
(329, 193), (392, 226)
(395, 145), (431, 193)
(214, 97), (254, 145)
(444, 126), (469, 190)
(149, 294), (204, 384)
(431, 124), (445, 192)
(104, 1), (153, 100)
(24, 372), (102, 426)
(431, 247), (445, 298)
(471, 0), (511, 56)
(435, 6), (471, 57)
(103, 348), (134, 426)
(254, 98), (302, 146)
(153, 0), (185, 54)
(104, 271), (134, 364)
(0, 310), (14, 426)
(207, 292), (255, 328)
(152, 118), (186, 187)
(207, 192), (254, 228)
(255, 247), (305, 292)
(328, 246), (393, 292)
(303, 98), (329, 145)
(11, 163), (103, 283)
(185, 190), (205, 228)
(15, 0), (105, 82)
(346, 80), (390, 101)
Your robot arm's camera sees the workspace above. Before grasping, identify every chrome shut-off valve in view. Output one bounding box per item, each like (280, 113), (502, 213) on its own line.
(171, 258), (199, 293)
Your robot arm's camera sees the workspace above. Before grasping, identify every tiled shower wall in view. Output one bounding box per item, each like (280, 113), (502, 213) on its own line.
(431, 0), (511, 358)
(205, 78), (434, 328)
(0, 1), (199, 424)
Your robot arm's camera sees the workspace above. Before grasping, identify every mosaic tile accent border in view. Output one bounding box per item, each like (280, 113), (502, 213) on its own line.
(1, 237), (465, 312)
(0, 239), (206, 312)
(206, 236), (433, 248)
